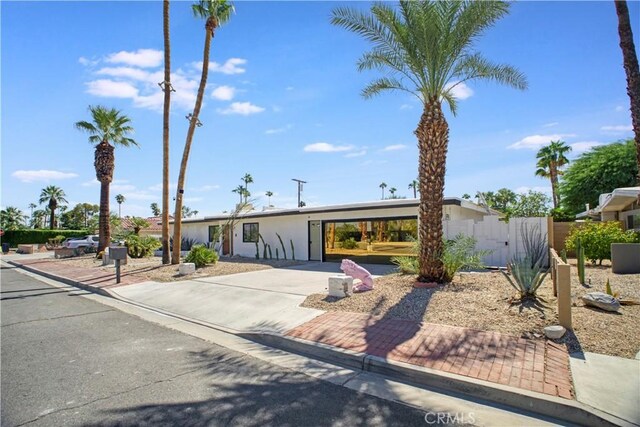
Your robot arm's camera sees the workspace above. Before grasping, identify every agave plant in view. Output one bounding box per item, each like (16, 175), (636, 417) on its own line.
(501, 257), (548, 298)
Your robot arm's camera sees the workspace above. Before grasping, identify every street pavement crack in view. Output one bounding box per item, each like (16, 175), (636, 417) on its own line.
(15, 368), (203, 426)
(1, 309), (115, 328)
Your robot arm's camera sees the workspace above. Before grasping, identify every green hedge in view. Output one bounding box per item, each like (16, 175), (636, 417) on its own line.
(1, 229), (90, 247)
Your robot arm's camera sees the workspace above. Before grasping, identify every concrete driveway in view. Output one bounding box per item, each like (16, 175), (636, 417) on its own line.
(111, 262), (393, 334)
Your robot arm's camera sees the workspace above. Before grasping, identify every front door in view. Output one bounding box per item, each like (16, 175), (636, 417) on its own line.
(309, 220), (322, 261)
(222, 225), (231, 255)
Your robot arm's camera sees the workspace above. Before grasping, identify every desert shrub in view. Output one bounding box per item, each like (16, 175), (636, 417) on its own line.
(520, 223), (547, 267)
(125, 235), (161, 258)
(1, 229), (88, 246)
(442, 235), (490, 282)
(341, 237), (358, 249)
(565, 221), (639, 264)
(184, 244), (218, 268)
(391, 236), (489, 280)
(502, 225), (549, 298)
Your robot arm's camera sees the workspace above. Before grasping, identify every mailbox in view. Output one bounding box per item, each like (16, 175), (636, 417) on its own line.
(109, 246), (128, 260)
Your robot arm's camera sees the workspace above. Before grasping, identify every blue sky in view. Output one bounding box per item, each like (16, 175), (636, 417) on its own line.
(2, 1), (638, 218)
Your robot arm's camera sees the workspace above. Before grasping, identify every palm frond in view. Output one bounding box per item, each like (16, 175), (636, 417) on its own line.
(361, 77), (414, 99)
(453, 53), (528, 90)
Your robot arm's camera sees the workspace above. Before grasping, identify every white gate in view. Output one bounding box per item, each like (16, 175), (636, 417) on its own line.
(443, 216), (548, 267)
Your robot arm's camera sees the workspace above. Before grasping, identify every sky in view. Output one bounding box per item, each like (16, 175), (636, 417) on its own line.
(2, 1), (638, 219)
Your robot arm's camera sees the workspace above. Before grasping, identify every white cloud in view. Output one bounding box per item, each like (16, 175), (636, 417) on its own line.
(78, 56), (98, 67)
(400, 104), (413, 110)
(122, 191), (156, 201)
(304, 142), (354, 153)
(190, 184), (219, 192)
(444, 81), (473, 100)
(211, 85), (236, 101)
(286, 86), (294, 91)
(381, 144), (407, 152)
(106, 49), (162, 68)
(96, 66), (154, 81)
(12, 170), (78, 183)
(615, 105), (625, 112)
(507, 133), (576, 150)
(344, 150), (367, 158)
(265, 124), (293, 135)
(217, 102), (265, 115)
(193, 58), (247, 75)
(570, 141), (603, 154)
(542, 122), (559, 128)
(183, 197), (203, 203)
(600, 125), (632, 132)
(82, 178), (128, 187)
(111, 184), (136, 192)
(86, 79), (139, 98)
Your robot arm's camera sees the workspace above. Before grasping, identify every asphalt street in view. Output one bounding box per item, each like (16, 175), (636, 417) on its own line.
(1, 265), (432, 427)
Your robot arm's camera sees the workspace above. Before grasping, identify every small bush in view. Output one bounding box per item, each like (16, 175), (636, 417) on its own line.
(501, 257), (548, 298)
(184, 244), (218, 268)
(442, 235), (490, 282)
(125, 235), (161, 258)
(341, 237), (358, 249)
(565, 221), (639, 264)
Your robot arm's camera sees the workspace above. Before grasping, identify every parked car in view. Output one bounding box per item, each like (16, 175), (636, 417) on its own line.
(63, 235), (99, 250)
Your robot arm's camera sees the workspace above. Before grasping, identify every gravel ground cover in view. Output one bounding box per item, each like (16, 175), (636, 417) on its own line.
(33, 253), (302, 283)
(302, 259), (640, 359)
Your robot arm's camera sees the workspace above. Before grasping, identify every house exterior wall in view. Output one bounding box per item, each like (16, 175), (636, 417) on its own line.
(178, 204), (489, 261)
(620, 208), (640, 230)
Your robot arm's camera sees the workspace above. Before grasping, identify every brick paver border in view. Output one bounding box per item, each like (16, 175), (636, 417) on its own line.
(287, 312), (573, 399)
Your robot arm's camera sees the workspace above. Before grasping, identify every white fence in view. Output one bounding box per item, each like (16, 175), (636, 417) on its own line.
(443, 216), (548, 267)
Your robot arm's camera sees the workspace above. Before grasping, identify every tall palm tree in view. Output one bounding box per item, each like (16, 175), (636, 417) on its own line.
(379, 182), (387, 199)
(161, 0), (173, 264)
(32, 209), (47, 229)
(39, 186), (68, 230)
(75, 106), (137, 253)
(389, 187), (397, 198)
(28, 203), (37, 228)
(535, 140), (571, 208)
(333, 1), (527, 282)
(172, 0), (234, 264)
(614, 0), (640, 185)
(150, 202), (161, 216)
(115, 194), (126, 218)
(408, 180), (418, 198)
(242, 173), (253, 203)
(266, 190), (273, 206)
(232, 185), (244, 204)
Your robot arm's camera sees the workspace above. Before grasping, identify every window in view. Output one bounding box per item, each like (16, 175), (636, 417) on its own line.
(243, 223), (259, 243)
(208, 225), (220, 243)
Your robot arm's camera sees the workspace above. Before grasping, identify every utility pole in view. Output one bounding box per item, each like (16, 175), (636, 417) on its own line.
(292, 178), (307, 208)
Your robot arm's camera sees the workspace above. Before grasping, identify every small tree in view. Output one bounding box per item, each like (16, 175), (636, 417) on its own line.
(565, 221), (639, 264)
(130, 217), (150, 235)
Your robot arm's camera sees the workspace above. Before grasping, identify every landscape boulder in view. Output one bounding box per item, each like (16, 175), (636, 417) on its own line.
(581, 292), (621, 312)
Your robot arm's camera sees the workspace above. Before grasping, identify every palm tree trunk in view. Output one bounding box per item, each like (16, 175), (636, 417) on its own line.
(549, 169), (558, 209)
(416, 98), (449, 283)
(48, 204), (56, 230)
(162, 0), (172, 265)
(614, 0), (640, 184)
(98, 180), (110, 253)
(172, 23), (213, 264)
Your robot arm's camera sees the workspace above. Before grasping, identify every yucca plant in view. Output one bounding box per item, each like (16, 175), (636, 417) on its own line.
(501, 257), (548, 298)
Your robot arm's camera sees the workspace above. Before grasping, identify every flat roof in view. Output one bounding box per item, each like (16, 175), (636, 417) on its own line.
(176, 197), (492, 224)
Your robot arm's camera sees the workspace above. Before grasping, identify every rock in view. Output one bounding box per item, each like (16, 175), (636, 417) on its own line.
(544, 325), (566, 339)
(179, 263), (196, 276)
(581, 292), (621, 312)
(328, 275), (353, 298)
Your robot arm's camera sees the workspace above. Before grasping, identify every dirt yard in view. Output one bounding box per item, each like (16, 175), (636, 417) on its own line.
(302, 260), (640, 359)
(46, 254), (303, 282)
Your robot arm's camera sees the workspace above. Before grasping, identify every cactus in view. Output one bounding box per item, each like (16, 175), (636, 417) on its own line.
(576, 237), (585, 285)
(276, 247), (279, 260)
(259, 234), (268, 259)
(560, 249), (567, 263)
(276, 233), (287, 260)
(290, 239), (295, 261)
(255, 241), (260, 259)
(267, 244), (272, 260)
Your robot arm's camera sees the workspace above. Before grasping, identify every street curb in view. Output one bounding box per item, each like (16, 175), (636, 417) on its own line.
(6, 261), (633, 427)
(244, 332), (631, 427)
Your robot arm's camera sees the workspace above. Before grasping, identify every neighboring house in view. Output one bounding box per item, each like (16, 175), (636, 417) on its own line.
(174, 198), (499, 264)
(576, 187), (640, 231)
(120, 216), (168, 238)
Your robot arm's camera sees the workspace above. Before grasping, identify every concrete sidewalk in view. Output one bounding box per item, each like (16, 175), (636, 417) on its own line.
(5, 255), (637, 426)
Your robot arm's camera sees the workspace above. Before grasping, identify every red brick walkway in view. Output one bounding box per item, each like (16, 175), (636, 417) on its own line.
(287, 312), (573, 399)
(10, 258), (146, 290)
